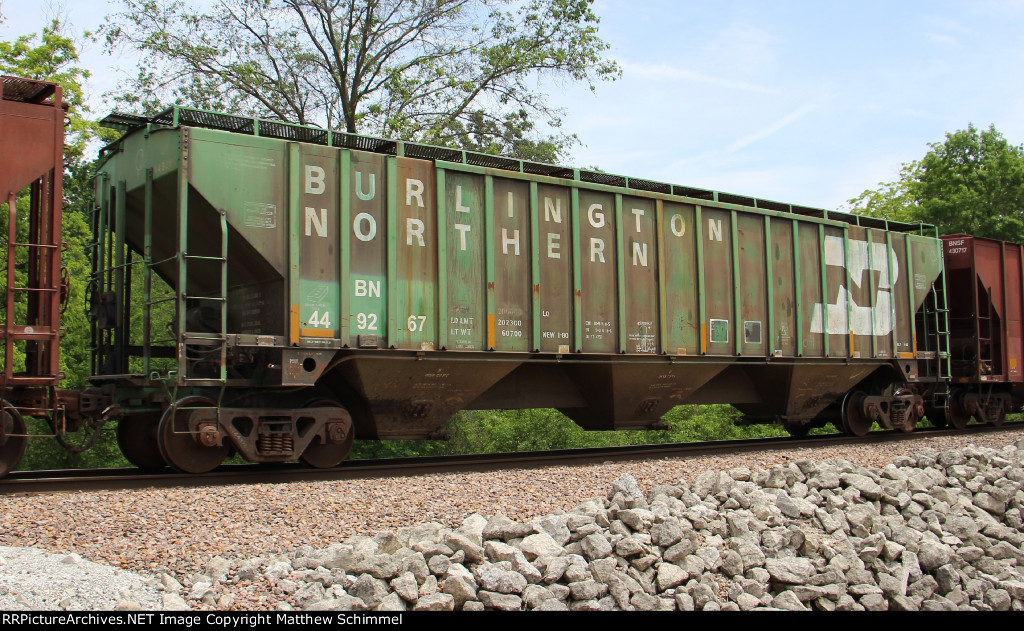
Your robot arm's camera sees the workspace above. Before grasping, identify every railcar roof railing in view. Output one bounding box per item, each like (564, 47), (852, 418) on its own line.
(2, 76), (59, 105)
(99, 105), (938, 237)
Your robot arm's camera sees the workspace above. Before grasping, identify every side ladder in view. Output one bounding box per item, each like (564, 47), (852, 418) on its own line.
(177, 210), (229, 384)
(918, 278), (951, 379)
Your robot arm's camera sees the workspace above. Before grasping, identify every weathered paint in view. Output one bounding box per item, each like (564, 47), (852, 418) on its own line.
(621, 194), (658, 354)
(444, 171), (484, 350)
(392, 158), (436, 350)
(661, 201), (699, 355)
(1, 78), (65, 388)
(347, 151), (387, 348)
(737, 212), (767, 357)
(297, 143), (340, 342)
(799, 223), (823, 357)
(703, 207), (734, 355)
(492, 178), (531, 351)
(95, 123), (947, 366)
(770, 219), (797, 356)
(577, 188), (617, 353)
(189, 131), (287, 275)
(537, 183), (573, 353)
(944, 235), (1022, 382)
(891, 232), (913, 358)
(89, 111), (950, 434)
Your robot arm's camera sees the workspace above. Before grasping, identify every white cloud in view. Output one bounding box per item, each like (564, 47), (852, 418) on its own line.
(925, 32), (960, 47)
(621, 60), (782, 95)
(924, 15), (977, 36)
(922, 14), (977, 48)
(726, 102), (819, 153)
(969, 0), (1024, 19)
(575, 148), (664, 171)
(701, 22), (780, 79)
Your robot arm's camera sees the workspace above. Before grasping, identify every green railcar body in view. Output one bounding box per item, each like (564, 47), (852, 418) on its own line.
(90, 107), (948, 449)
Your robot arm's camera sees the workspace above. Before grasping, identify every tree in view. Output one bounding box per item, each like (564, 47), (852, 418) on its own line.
(844, 161), (920, 225)
(0, 18), (106, 161)
(448, 108), (571, 163)
(101, 0), (620, 162)
(847, 124), (1024, 241)
(914, 124), (1024, 240)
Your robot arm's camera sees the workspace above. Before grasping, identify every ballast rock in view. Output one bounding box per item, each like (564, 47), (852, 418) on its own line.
(154, 443), (1024, 611)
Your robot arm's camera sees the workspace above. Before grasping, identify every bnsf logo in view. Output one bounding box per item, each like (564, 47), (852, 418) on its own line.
(811, 236), (899, 337)
(946, 239), (968, 255)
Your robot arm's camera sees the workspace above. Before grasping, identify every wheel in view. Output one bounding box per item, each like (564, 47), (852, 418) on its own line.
(0, 404), (27, 478)
(117, 414), (166, 470)
(946, 390), (971, 430)
(300, 400), (354, 469)
(157, 397), (230, 474)
(841, 390), (872, 437)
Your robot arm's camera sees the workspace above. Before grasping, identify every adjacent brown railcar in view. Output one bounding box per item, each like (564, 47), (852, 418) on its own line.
(0, 76), (70, 476)
(942, 234), (1022, 427)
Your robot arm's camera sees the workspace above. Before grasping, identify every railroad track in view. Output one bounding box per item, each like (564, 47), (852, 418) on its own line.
(3, 423), (1023, 495)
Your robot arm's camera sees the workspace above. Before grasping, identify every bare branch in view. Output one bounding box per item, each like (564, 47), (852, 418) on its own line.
(101, 0), (620, 161)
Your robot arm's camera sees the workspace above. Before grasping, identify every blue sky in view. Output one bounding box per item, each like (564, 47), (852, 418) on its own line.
(554, 0), (1024, 209)
(5, 0), (1024, 211)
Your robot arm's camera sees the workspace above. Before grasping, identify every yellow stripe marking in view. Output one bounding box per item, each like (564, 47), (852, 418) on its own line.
(301, 328), (335, 338)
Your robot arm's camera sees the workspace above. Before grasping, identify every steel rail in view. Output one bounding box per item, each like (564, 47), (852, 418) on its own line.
(3, 423), (1022, 496)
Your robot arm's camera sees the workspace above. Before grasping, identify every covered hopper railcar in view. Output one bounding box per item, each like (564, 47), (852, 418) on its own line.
(0, 78), (962, 475)
(80, 106), (949, 472)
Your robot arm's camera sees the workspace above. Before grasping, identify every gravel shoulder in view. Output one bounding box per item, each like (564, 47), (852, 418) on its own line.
(0, 547), (160, 610)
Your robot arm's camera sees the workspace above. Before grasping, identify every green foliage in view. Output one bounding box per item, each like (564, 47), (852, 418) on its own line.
(348, 406), (787, 461)
(18, 418), (130, 471)
(445, 109), (573, 163)
(0, 19), (116, 159)
(102, 0), (620, 163)
(914, 124), (1024, 240)
(659, 405), (787, 442)
(59, 168), (98, 389)
(350, 438), (450, 460)
(448, 409), (593, 452)
(847, 124), (1024, 241)
(844, 162), (920, 224)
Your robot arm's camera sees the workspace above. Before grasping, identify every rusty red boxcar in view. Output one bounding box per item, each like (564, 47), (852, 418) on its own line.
(942, 235), (1022, 427)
